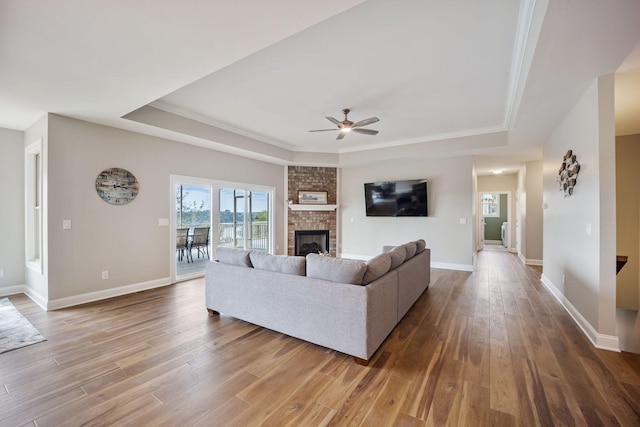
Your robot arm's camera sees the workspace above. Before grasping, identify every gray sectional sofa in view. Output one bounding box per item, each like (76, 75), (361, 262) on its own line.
(205, 240), (430, 365)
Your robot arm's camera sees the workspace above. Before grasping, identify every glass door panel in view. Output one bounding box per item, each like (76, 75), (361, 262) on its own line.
(219, 188), (270, 251)
(175, 184), (211, 279)
(249, 191), (269, 251)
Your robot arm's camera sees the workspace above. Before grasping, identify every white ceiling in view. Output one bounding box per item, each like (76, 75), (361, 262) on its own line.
(2, 0), (640, 175)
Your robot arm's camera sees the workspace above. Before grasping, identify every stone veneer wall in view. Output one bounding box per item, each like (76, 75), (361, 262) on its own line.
(288, 166), (337, 256)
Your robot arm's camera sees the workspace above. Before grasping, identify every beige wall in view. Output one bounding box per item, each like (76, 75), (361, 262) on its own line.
(40, 115), (285, 307)
(615, 134), (640, 310)
(0, 127), (25, 295)
(524, 160), (543, 263)
(614, 133), (640, 353)
(339, 156), (474, 270)
(542, 75), (618, 349)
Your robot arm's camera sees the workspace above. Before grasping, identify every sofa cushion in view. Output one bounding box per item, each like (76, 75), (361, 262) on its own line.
(402, 242), (418, 260)
(215, 246), (253, 267)
(250, 251), (306, 276)
(306, 253), (367, 285)
(388, 246), (406, 270)
(362, 252), (392, 284)
(414, 239), (426, 254)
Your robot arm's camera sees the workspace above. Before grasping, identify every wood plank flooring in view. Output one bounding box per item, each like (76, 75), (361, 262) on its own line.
(1, 250), (639, 426)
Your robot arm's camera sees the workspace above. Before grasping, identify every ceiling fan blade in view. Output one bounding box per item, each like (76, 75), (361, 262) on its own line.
(326, 116), (341, 126)
(351, 128), (379, 135)
(309, 129), (338, 132)
(352, 117), (379, 128)
(336, 131), (347, 140)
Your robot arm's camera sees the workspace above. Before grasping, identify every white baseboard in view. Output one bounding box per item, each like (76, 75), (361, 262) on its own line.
(517, 252), (542, 266)
(340, 253), (473, 272)
(0, 284), (26, 298)
(23, 286), (48, 311)
(338, 253), (370, 260)
(540, 274), (620, 352)
(431, 262), (474, 272)
(46, 277), (173, 311)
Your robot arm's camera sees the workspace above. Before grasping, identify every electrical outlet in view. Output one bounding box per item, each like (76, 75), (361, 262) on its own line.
(562, 274), (566, 285)
(0, 269), (4, 278)
(102, 270), (109, 280)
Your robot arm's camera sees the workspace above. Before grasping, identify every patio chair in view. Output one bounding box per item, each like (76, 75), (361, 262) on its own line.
(191, 227), (210, 260)
(176, 228), (192, 263)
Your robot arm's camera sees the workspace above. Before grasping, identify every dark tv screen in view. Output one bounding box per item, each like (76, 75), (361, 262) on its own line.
(364, 179), (428, 217)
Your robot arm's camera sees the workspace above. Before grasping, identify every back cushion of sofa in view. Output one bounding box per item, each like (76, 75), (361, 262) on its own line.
(388, 246), (406, 270)
(402, 242), (418, 260)
(363, 252), (392, 284)
(215, 246), (253, 267)
(306, 253), (367, 285)
(414, 239), (426, 254)
(249, 251), (306, 276)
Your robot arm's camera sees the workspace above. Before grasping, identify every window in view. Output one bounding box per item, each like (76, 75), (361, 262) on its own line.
(482, 193), (499, 217)
(26, 139), (43, 272)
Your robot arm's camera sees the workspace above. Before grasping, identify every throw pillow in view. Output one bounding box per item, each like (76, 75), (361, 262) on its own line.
(215, 246), (253, 267)
(362, 252), (392, 284)
(249, 251), (306, 276)
(402, 242), (417, 259)
(388, 246), (406, 269)
(306, 253), (367, 285)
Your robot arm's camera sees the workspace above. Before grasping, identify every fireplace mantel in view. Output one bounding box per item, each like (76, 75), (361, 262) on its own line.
(288, 204), (338, 211)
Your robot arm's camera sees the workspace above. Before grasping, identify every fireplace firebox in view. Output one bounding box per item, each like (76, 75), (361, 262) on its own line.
(295, 230), (330, 256)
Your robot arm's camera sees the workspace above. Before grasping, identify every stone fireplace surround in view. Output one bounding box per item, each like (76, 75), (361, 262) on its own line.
(287, 166), (337, 256)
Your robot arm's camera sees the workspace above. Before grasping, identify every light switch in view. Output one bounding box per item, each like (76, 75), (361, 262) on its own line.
(63, 220), (72, 230)
(459, 218), (467, 225)
(586, 223), (592, 235)
(158, 218), (169, 226)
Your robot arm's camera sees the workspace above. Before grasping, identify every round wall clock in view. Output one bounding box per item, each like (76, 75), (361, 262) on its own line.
(95, 167), (139, 205)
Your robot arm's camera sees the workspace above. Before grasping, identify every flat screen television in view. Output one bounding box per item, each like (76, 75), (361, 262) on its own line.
(364, 179), (428, 217)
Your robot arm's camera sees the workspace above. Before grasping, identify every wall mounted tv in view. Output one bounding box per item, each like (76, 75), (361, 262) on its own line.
(364, 179), (428, 217)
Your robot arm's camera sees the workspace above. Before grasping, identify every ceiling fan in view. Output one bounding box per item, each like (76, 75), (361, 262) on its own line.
(309, 109), (379, 140)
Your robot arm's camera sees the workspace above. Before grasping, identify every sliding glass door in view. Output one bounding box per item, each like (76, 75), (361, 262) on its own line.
(170, 175), (274, 282)
(219, 188), (270, 251)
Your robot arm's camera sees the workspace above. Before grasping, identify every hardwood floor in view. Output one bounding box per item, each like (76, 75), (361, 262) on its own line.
(2, 250), (639, 426)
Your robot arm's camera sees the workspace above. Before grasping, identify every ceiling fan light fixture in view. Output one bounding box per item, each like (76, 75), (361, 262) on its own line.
(308, 109), (379, 140)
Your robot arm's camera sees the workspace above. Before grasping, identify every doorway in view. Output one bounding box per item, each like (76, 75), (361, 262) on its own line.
(175, 182), (212, 280)
(170, 175), (275, 283)
(479, 191), (511, 251)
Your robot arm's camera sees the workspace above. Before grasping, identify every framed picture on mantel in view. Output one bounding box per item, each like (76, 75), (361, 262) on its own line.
(298, 191), (327, 205)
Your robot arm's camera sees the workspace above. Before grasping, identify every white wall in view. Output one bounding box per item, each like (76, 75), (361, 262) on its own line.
(542, 75), (618, 350)
(339, 156), (474, 270)
(0, 128), (25, 295)
(41, 114), (285, 308)
(23, 115), (49, 306)
(477, 173), (517, 251)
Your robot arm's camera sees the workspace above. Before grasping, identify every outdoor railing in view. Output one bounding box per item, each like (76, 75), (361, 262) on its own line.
(219, 221), (269, 251)
(176, 222), (269, 251)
